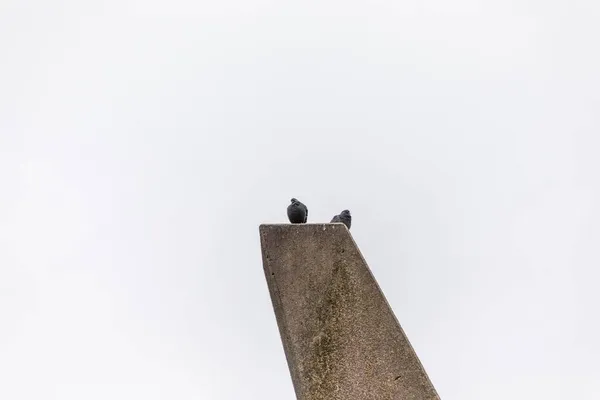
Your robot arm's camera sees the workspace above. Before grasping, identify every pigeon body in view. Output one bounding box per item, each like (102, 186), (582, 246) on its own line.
(331, 209), (351, 229)
(287, 198), (308, 223)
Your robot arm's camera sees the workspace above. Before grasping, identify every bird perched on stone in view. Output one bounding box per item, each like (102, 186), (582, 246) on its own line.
(287, 198), (308, 223)
(331, 209), (351, 229)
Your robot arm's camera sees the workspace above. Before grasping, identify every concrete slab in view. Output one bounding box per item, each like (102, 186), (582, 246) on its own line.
(259, 223), (441, 400)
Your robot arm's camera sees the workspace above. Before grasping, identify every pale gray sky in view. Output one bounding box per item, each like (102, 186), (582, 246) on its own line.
(1, 1), (599, 399)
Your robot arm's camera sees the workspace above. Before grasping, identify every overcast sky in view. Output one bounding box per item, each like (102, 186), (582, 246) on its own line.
(1, 1), (599, 399)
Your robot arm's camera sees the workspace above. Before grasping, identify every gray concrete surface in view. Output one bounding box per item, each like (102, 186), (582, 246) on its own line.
(259, 223), (441, 400)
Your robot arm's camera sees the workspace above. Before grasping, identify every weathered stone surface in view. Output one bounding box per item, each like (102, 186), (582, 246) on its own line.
(259, 223), (441, 400)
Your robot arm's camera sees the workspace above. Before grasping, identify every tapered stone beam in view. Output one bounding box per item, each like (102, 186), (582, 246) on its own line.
(259, 223), (441, 400)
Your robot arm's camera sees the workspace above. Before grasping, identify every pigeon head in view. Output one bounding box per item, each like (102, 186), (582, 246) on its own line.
(341, 210), (351, 217)
(290, 198), (298, 204)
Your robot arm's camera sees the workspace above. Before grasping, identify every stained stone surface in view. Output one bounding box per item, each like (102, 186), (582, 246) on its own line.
(259, 223), (441, 400)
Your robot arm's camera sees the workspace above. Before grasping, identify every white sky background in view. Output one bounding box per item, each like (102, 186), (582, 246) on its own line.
(1, 1), (599, 399)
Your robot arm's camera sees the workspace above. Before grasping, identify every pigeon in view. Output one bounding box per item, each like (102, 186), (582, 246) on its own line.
(287, 198), (308, 223)
(331, 209), (351, 229)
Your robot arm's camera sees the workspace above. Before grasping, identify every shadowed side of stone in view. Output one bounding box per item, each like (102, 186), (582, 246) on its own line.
(259, 223), (441, 400)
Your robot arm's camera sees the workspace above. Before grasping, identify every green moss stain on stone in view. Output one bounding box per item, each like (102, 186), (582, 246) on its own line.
(305, 259), (354, 399)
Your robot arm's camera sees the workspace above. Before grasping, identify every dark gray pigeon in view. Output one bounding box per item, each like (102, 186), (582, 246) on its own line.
(331, 209), (351, 229)
(287, 198), (308, 223)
